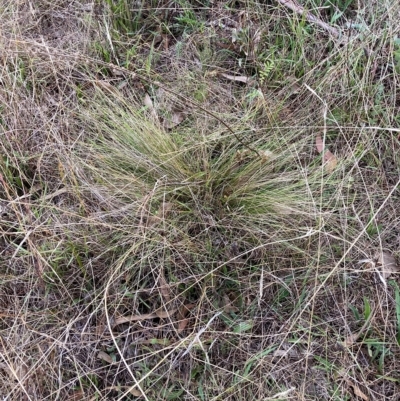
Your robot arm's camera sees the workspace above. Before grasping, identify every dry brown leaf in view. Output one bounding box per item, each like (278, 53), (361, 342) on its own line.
(144, 93), (158, 120)
(93, 80), (121, 96)
(352, 384), (369, 401)
(161, 202), (174, 215)
(158, 269), (171, 302)
(162, 34), (170, 51)
(378, 251), (398, 279)
(69, 390), (85, 401)
(338, 370), (370, 400)
(220, 73), (249, 84)
(146, 215), (160, 227)
(128, 387), (143, 397)
(206, 70), (219, 77)
(285, 76), (302, 95)
(343, 309), (374, 347)
(114, 304), (194, 327)
(144, 93), (154, 109)
(177, 303), (196, 333)
(344, 379), (369, 401)
(315, 134), (325, 153)
(111, 68), (125, 77)
(315, 134), (338, 173)
(223, 295), (239, 313)
(97, 351), (113, 364)
(146, 201), (174, 227)
(164, 111), (185, 129)
(325, 150), (338, 173)
(114, 312), (157, 326)
(177, 317), (189, 333)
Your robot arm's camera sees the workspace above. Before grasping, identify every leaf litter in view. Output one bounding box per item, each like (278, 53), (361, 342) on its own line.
(315, 134), (338, 173)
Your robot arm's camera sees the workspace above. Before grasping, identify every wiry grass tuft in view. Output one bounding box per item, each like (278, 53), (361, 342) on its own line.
(1, 0), (400, 400)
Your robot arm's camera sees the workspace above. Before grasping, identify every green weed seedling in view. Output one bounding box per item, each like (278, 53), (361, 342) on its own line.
(324, 0), (355, 24)
(394, 36), (400, 73)
(174, 9), (204, 34)
(104, 0), (137, 35)
(363, 338), (391, 373)
(314, 354), (336, 374)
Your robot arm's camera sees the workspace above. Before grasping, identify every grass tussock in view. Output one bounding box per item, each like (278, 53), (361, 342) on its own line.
(1, 0), (400, 400)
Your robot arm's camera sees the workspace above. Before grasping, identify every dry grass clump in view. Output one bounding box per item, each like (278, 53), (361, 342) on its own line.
(1, 0), (400, 400)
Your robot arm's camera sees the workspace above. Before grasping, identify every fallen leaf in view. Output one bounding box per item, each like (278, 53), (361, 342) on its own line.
(113, 305), (195, 327)
(144, 93), (158, 121)
(342, 309), (374, 347)
(128, 387), (143, 397)
(144, 93), (153, 108)
(223, 295), (239, 313)
(378, 251), (398, 279)
(325, 150), (338, 173)
(114, 312), (158, 326)
(177, 317), (189, 333)
(97, 351), (113, 364)
(220, 73), (250, 84)
(337, 370), (370, 400)
(112, 68), (125, 77)
(206, 70), (219, 77)
(273, 349), (289, 357)
(68, 390), (85, 401)
(113, 309), (176, 326)
(343, 378), (369, 401)
(177, 303), (196, 333)
(147, 201), (174, 227)
(164, 111), (185, 129)
(162, 34), (170, 51)
(315, 134), (338, 173)
(158, 269), (171, 302)
(352, 384), (369, 401)
(93, 80), (121, 96)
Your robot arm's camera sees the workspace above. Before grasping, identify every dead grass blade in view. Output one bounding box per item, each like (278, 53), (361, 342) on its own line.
(97, 351), (114, 364)
(113, 308), (179, 327)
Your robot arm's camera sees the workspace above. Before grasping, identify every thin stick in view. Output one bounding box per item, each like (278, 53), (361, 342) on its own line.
(276, 0), (341, 38)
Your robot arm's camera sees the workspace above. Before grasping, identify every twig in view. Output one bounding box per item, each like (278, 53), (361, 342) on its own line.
(276, 0), (341, 39)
